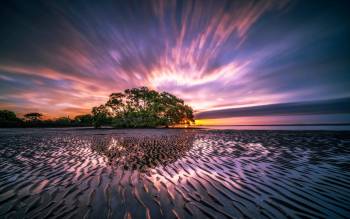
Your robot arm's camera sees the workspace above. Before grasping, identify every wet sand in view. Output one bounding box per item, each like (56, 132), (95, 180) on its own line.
(0, 128), (349, 218)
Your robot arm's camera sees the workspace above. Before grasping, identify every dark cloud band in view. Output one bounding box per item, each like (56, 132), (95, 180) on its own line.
(195, 97), (350, 119)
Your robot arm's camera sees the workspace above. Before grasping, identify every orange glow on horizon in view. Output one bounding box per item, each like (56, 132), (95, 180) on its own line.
(195, 117), (267, 126)
(195, 116), (308, 126)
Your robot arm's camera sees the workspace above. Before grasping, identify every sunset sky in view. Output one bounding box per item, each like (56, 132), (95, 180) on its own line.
(1, 0), (350, 125)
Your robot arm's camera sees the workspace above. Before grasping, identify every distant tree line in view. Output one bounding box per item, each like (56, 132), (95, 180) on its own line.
(0, 87), (194, 128)
(92, 87), (194, 128)
(0, 110), (93, 128)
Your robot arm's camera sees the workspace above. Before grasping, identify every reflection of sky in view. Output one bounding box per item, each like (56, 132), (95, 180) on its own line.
(0, 0), (349, 124)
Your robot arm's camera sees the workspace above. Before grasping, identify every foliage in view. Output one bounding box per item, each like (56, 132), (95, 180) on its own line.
(91, 87), (194, 128)
(0, 110), (17, 121)
(74, 114), (93, 126)
(0, 110), (23, 127)
(92, 105), (112, 128)
(0, 87), (194, 128)
(24, 112), (43, 121)
(54, 117), (72, 126)
(0, 110), (93, 128)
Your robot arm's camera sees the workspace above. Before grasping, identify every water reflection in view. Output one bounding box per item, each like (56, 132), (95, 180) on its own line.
(1, 129), (350, 218)
(90, 134), (195, 171)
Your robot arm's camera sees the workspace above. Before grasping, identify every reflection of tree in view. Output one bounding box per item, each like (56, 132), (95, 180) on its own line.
(91, 134), (195, 171)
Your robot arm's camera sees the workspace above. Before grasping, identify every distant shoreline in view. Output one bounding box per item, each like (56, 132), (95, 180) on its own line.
(1, 125), (350, 132)
(198, 123), (350, 126)
(1, 124), (350, 129)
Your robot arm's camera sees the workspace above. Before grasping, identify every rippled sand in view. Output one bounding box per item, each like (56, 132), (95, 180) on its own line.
(0, 128), (349, 219)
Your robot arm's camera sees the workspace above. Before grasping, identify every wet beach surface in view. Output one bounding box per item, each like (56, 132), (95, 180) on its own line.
(0, 128), (350, 219)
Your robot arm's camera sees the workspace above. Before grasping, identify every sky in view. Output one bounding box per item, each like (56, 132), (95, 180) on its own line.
(0, 0), (350, 124)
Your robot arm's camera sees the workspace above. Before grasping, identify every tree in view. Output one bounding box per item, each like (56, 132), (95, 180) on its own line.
(92, 105), (111, 128)
(54, 117), (72, 126)
(74, 114), (93, 126)
(0, 110), (23, 127)
(0, 110), (17, 121)
(92, 87), (194, 128)
(105, 93), (125, 117)
(24, 112), (43, 121)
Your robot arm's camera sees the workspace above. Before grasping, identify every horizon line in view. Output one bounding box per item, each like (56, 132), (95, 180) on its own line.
(195, 123), (350, 126)
(195, 97), (350, 119)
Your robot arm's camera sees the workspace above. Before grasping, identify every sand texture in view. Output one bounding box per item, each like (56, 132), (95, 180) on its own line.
(0, 128), (349, 218)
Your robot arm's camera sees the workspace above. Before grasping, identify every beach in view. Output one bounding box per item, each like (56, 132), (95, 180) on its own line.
(0, 128), (349, 218)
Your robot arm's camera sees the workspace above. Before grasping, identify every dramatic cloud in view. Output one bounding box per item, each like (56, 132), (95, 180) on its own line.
(196, 97), (350, 119)
(0, 0), (349, 123)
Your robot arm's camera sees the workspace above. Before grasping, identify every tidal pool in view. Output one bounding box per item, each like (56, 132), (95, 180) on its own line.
(0, 128), (349, 218)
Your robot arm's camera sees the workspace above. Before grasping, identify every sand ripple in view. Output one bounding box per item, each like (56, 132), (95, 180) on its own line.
(0, 128), (349, 218)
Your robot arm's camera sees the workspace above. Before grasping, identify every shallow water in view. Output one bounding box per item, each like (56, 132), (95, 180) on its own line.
(0, 128), (349, 219)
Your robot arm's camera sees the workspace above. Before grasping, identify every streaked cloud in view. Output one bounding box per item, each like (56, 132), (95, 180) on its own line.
(196, 97), (350, 119)
(0, 0), (349, 123)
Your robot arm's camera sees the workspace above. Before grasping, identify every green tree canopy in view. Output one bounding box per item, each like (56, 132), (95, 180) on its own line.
(91, 87), (194, 128)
